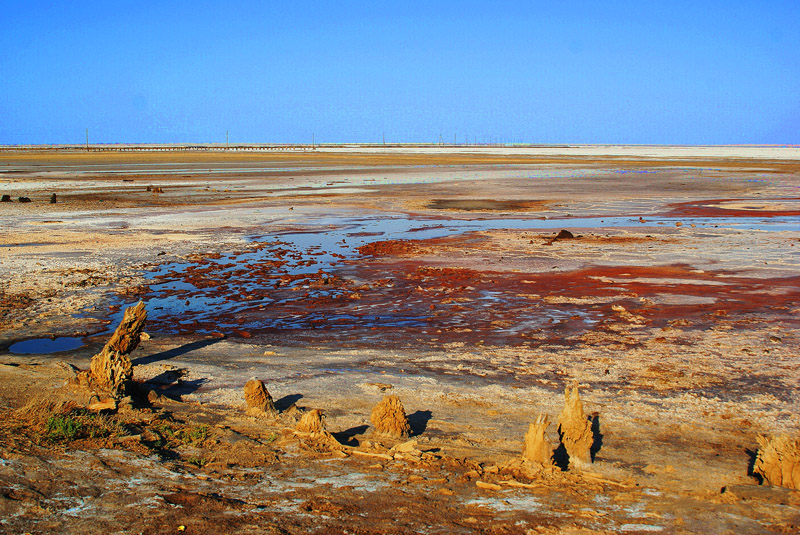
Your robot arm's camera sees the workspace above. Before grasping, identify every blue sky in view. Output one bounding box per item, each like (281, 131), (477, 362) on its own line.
(1, 1), (798, 145)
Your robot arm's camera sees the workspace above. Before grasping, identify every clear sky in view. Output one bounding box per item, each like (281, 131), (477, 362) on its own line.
(1, 1), (798, 145)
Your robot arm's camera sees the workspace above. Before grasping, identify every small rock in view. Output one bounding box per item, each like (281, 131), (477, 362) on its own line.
(18, 197), (31, 203)
(364, 382), (393, 392)
(0, 194), (11, 202)
(393, 440), (421, 454)
(147, 389), (161, 403)
(554, 229), (575, 240)
(476, 481), (502, 491)
(243, 379), (277, 415)
(50, 193), (57, 204)
(88, 398), (117, 412)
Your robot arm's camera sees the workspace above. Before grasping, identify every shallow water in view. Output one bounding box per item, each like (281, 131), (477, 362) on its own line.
(8, 336), (85, 355)
(133, 211), (797, 340)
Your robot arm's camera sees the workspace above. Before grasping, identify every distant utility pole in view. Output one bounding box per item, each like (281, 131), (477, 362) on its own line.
(312, 133), (315, 149)
(226, 130), (229, 149)
(382, 132), (385, 146)
(85, 128), (89, 151)
(454, 134), (456, 146)
(439, 134), (444, 146)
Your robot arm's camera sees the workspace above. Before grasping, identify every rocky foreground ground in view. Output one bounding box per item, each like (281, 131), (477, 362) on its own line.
(0, 149), (799, 534)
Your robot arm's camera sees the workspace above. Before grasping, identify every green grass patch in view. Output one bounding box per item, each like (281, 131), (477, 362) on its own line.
(181, 425), (210, 446)
(186, 456), (208, 468)
(46, 415), (82, 442)
(43, 410), (125, 443)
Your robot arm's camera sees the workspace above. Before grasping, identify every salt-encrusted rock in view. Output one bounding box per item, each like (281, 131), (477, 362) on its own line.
(296, 409), (327, 434)
(557, 383), (593, 468)
(522, 413), (553, 465)
(370, 395), (411, 438)
(243, 378), (277, 416)
(754, 434), (800, 490)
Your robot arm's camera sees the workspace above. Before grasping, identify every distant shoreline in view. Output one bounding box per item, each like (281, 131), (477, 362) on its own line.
(1, 143), (799, 160)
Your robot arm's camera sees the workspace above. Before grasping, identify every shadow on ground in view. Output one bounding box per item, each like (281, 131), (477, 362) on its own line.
(133, 338), (221, 366)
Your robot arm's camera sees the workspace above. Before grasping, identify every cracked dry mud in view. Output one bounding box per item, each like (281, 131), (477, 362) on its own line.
(0, 148), (799, 534)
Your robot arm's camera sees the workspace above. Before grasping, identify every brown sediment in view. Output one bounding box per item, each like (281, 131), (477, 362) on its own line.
(557, 384), (594, 468)
(754, 434), (800, 490)
(5, 148), (800, 172)
(357, 239), (421, 256)
(665, 197), (800, 218)
(427, 199), (550, 211)
(370, 395), (412, 439)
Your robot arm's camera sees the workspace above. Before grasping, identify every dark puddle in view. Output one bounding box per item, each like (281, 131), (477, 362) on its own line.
(0, 242), (58, 248)
(8, 337), (85, 355)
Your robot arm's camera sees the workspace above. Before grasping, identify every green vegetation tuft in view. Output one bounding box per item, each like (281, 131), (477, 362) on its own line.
(46, 415), (82, 442)
(182, 425), (210, 446)
(43, 410), (125, 443)
(186, 456), (208, 468)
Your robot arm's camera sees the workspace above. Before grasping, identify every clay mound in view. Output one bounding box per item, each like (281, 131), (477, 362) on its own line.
(370, 395), (411, 439)
(557, 384), (593, 468)
(754, 434), (800, 490)
(243, 379), (277, 416)
(88, 301), (147, 398)
(522, 414), (553, 465)
(294, 409), (343, 451)
(296, 409), (327, 434)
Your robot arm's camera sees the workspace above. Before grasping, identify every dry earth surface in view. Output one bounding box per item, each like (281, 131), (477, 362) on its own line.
(0, 148), (799, 534)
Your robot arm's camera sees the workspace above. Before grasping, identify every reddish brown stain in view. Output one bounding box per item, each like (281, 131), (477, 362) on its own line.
(665, 197), (800, 218)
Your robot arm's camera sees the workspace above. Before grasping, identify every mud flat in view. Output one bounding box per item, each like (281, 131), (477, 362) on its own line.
(1, 148), (799, 533)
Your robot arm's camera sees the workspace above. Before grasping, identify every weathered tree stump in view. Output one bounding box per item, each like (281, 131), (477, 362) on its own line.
(88, 301), (147, 398)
